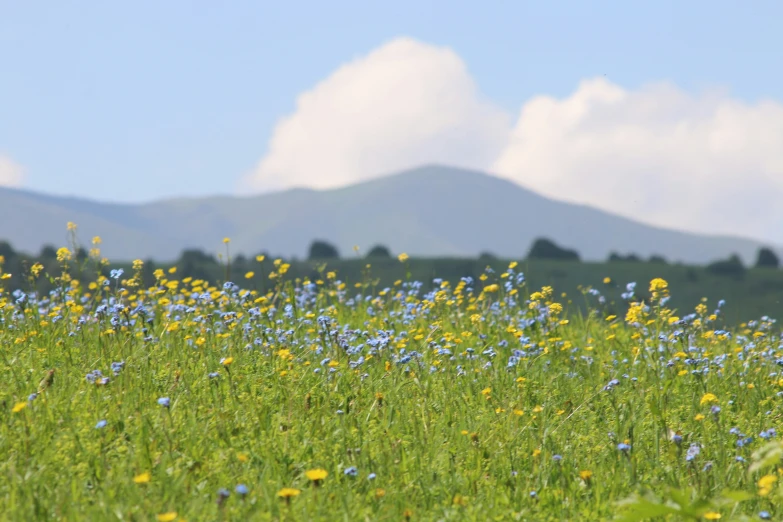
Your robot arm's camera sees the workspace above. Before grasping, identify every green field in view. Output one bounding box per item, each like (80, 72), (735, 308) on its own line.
(1, 249), (783, 520)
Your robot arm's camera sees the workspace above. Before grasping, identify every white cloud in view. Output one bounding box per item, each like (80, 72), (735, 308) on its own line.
(493, 78), (783, 242)
(0, 154), (24, 187)
(243, 37), (783, 244)
(241, 37), (510, 192)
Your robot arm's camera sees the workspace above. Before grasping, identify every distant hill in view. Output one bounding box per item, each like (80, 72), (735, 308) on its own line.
(0, 165), (777, 263)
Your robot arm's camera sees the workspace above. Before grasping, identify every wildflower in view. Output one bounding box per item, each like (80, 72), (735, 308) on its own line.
(758, 474), (777, 496)
(245, 271), (255, 279)
(344, 466), (358, 477)
(95, 420), (108, 429)
(134, 472), (151, 484)
(579, 470), (593, 482)
(700, 393), (718, 406)
(685, 443), (700, 462)
(552, 454), (563, 462)
(217, 488), (230, 506)
(703, 513), (721, 520)
(617, 443), (631, 453)
(220, 357), (234, 367)
(157, 397), (171, 408)
(156, 513), (177, 522)
(208, 372), (220, 379)
(306, 468), (328, 485)
(277, 487), (301, 503)
(367, 473), (377, 480)
(759, 511), (771, 520)
(398, 253), (409, 263)
(530, 491), (538, 499)
(11, 402), (26, 413)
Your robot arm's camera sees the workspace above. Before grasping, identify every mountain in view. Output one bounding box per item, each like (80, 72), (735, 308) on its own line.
(0, 165), (776, 264)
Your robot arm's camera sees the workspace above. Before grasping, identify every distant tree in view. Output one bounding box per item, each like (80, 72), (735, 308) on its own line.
(649, 254), (668, 264)
(366, 245), (392, 259)
(38, 245), (57, 260)
(755, 247), (780, 269)
(527, 238), (580, 261)
(0, 240), (16, 260)
(75, 247), (88, 262)
(608, 252), (641, 262)
(39, 245), (57, 259)
(478, 251), (498, 261)
(179, 248), (217, 265)
(308, 240), (339, 260)
(706, 253), (746, 278)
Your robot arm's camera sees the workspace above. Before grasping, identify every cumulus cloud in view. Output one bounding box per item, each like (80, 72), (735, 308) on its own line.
(493, 78), (783, 242)
(241, 37), (510, 192)
(243, 37), (783, 243)
(0, 155), (24, 187)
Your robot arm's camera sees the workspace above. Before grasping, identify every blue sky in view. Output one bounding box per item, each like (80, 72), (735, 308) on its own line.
(2, 1), (783, 241)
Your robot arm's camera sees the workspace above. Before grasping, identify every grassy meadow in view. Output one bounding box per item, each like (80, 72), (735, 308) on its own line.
(2, 235), (783, 520)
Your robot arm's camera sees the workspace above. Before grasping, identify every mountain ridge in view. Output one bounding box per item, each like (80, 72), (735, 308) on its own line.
(0, 164), (777, 263)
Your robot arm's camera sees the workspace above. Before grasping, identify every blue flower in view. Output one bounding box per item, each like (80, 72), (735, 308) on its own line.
(367, 473), (376, 480)
(552, 454), (563, 462)
(235, 484), (249, 496)
(759, 511), (771, 520)
(344, 466), (358, 477)
(617, 443), (631, 453)
(95, 419), (108, 429)
(157, 397), (171, 408)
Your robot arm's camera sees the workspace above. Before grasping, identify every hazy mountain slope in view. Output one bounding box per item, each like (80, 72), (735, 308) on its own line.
(0, 165), (775, 263)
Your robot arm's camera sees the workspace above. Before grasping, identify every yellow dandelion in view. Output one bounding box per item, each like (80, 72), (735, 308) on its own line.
(579, 470), (593, 481)
(306, 468), (328, 482)
(156, 512), (177, 522)
(397, 253), (409, 263)
(245, 271), (255, 279)
(277, 487), (301, 499)
(11, 402), (27, 413)
(603, 277), (611, 284)
(133, 472), (151, 484)
(221, 357), (234, 366)
(703, 512), (721, 520)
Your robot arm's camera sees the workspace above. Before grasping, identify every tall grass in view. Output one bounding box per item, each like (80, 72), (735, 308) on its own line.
(0, 245), (781, 521)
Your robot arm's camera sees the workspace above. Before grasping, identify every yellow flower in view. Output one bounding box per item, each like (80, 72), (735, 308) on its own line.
(649, 278), (668, 292)
(579, 470), (593, 481)
(509, 261), (518, 269)
(603, 277), (611, 284)
(397, 253), (409, 263)
(133, 472), (151, 484)
(481, 387), (492, 396)
(694, 414), (705, 421)
(703, 512), (721, 520)
(67, 221), (77, 231)
(221, 357), (234, 366)
(277, 487), (301, 498)
(256, 255), (265, 262)
(91, 236), (102, 245)
(56, 247), (72, 262)
(245, 271), (255, 279)
(699, 393), (718, 406)
(758, 474), (777, 496)
(223, 237), (230, 244)
(11, 402), (27, 413)
(156, 512), (177, 522)
(306, 468), (328, 482)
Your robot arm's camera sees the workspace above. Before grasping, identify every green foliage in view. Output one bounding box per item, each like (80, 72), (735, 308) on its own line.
(308, 240), (340, 260)
(755, 248), (780, 269)
(528, 238), (580, 261)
